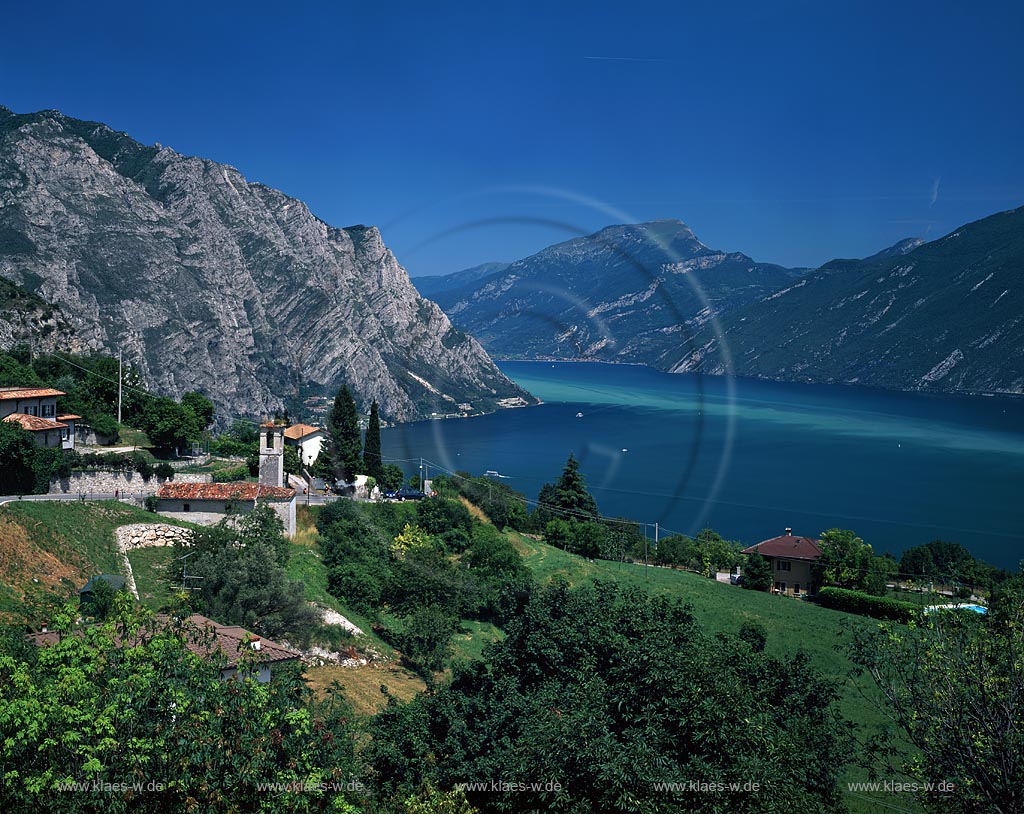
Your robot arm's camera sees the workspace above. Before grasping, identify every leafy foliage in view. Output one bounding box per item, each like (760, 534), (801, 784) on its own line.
(176, 504), (317, 642)
(0, 600), (361, 813)
(849, 592), (1024, 814)
(817, 587), (919, 622)
(369, 581), (850, 813)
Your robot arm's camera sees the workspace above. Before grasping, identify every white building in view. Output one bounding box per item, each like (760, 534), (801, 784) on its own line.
(283, 423), (326, 467)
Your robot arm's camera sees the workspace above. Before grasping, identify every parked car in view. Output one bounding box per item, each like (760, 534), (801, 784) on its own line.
(396, 486), (427, 501)
(729, 573), (745, 586)
(383, 489), (401, 500)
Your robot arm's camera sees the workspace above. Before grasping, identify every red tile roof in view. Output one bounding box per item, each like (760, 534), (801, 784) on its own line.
(179, 614), (300, 667)
(742, 532), (822, 561)
(0, 387), (65, 400)
(27, 614), (300, 669)
(283, 423), (322, 441)
(3, 413), (67, 432)
(57, 414), (82, 421)
(156, 482), (295, 501)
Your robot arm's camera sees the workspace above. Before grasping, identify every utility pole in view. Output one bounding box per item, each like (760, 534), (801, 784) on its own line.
(117, 349), (123, 425)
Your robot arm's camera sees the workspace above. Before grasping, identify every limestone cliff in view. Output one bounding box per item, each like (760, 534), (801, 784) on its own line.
(0, 106), (533, 422)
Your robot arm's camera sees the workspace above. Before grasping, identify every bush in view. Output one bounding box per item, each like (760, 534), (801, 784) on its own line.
(212, 464), (249, 483)
(143, 495), (159, 513)
(133, 454), (154, 480)
(817, 587), (919, 623)
(154, 462), (175, 479)
(738, 620), (768, 652)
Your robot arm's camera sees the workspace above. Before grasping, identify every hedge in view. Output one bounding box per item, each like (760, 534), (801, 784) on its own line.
(817, 587), (920, 623)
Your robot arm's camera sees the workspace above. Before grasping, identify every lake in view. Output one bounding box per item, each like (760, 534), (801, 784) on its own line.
(382, 362), (1024, 569)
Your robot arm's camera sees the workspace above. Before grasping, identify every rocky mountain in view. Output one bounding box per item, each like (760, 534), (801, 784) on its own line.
(430, 220), (807, 368)
(674, 206), (1024, 394)
(0, 277), (80, 353)
(413, 262), (510, 300)
(0, 106), (534, 423)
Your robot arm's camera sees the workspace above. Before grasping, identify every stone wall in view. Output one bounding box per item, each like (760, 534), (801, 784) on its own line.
(49, 471), (212, 495)
(117, 523), (193, 551)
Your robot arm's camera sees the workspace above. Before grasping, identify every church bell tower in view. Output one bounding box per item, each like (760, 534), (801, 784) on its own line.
(258, 421), (285, 487)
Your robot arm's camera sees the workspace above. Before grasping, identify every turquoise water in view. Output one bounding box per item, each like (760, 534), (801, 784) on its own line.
(382, 362), (1024, 569)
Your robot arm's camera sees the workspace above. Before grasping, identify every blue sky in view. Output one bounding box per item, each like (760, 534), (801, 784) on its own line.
(2, 0), (1022, 275)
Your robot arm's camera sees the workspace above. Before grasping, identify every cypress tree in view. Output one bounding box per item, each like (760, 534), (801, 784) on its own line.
(322, 385), (363, 483)
(362, 400), (384, 482)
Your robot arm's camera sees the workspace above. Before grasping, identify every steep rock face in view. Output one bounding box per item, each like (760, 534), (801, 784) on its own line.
(0, 277), (80, 352)
(0, 107), (532, 422)
(675, 207), (1024, 395)
(431, 220), (806, 368)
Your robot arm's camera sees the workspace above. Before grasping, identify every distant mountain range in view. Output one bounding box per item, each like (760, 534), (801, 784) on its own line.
(413, 262), (510, 299)
(426, 210), (1022, 395)
(427, 220), (808, 369)
(0, 106), (534, 422)
(675, 206), (1024, 394)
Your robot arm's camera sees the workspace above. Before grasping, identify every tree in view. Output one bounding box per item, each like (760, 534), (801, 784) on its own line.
(742, 552), (773, 591)
(570, 520), (606, 558)
(178, 505), (318, 642)
(320, 385), (363, 483)
(0, 421), (37, 494)
(397, 605), (455, 678)
(535, 453), (599, 526)
(283, 444), (302, 477)
(816, 528), (873, 589)
(0, 599), (361, 813)
(137, 396), (200, 452)
(362, 400), (384, 482)
(379, 463), (405, 492)
(369, 582), (850, 813)
(543, 518), (572, 550)
(850, 598), (1024, 814)
(180, 390), (215, 429)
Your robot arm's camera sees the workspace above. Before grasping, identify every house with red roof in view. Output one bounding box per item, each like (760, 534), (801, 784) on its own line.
(283, 422), (326, 467)
(155, 481), (297, 536)
(741, 528), (822, 597)
(0, 386), (72, 448)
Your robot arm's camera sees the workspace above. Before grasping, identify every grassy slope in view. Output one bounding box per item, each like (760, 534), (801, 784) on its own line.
(0, 500), (197, 611)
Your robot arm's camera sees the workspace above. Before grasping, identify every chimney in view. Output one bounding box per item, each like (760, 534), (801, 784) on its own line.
(251, 636), (261, 651)
(785, 527), (793, 536)
(41, 622), (48, 634)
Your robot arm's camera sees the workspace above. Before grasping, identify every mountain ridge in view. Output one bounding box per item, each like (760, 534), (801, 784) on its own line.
(674, 206), (1024, 394)
(0, 106), (534, 422)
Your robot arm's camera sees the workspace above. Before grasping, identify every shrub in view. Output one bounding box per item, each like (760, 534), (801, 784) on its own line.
(738, 620), (768, 652)
(212, 464), (248, 483)
(143, 495), (159, 513)
(133, 454), (153, 480)
(154, 462), (175, 480)
(817, 587), (919, 623)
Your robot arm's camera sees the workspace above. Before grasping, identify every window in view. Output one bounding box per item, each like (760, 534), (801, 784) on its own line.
(42, 403), (55, 417)
(793, 583), (801, 595)
(61, 428), (69, 440)
(266, 430), (273, 449)
(27, 405), (38, 416)
(774, 581), (787, 594)
(776, 560), (791, 572)
(183, 503), (191, 512)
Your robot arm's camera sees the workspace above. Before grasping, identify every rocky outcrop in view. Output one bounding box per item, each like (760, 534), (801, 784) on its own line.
(0, 106), (534, 423)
